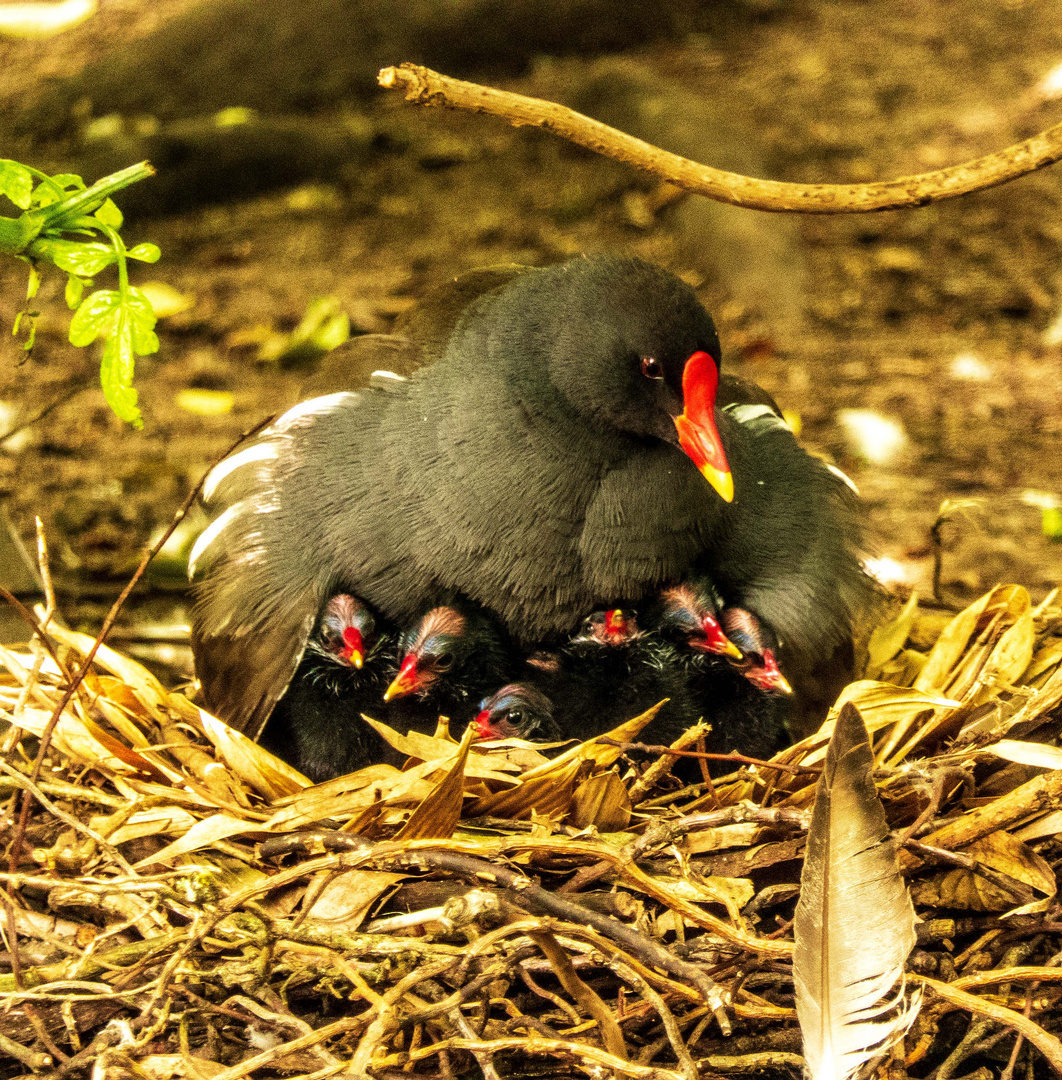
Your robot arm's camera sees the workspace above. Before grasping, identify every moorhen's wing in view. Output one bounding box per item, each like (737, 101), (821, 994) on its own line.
(189, 386), (399, 737)
(300, 334), (421, 399)
(708, 399), (877, 661)
(190, 269), (532, 733)
(392, 264), (531, 364)
(717, 373), (784, 418)
(297, 265), (532, 398)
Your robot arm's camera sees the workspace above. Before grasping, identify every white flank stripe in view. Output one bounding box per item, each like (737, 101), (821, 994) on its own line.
(270, 392), (357, 433)
(727, 402), (792, 432)
(826, 462), (860, 494)
(202, 442), (279, 503)
(188, 500), (250, 580)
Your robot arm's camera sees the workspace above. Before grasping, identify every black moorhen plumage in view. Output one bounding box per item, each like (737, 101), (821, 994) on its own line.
(500, 608), (700, 749)
(477, 606), (784, 778)
(655, 582), (791, 761)
(190, 256), (873, 739)
(259, 593), (400, 782)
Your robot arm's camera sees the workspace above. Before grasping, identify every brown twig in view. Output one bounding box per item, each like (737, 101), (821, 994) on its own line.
(915, 974), (1062, 1073)
(378, 63), (1062, 214)
(597, 738), (821, 776)
(559, 805), (808, 894)
(530, 928), (629, 1060)
(371, 846), (733, 1030)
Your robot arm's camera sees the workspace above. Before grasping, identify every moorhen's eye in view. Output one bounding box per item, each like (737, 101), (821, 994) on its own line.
(434, 651), (454, 671)
(508, 709), (524, 726)
(640, 356), (663, 380)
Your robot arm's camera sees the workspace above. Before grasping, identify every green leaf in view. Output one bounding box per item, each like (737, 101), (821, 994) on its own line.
(50, 174), (85, 191)
(25, 265), (41, 300)
(100, 311), (142, 429)
(127, 242), (161, 263)
(94, 198), (124, 229)
(30, 182), (61, 209)
(0, 160), (33, 209)
(69, 289), (122, 346)
(123, 287), (160, 354)
(33, 237), (116, 276)
(65, 274), (85, 310)
(1043, 507), (1062, 542)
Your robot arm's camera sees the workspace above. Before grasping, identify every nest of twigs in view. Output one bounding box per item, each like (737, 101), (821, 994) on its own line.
(3, 583), (1062, 1080)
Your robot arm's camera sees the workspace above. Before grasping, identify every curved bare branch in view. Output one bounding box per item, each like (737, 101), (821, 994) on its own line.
(379, 63), (1062, 214)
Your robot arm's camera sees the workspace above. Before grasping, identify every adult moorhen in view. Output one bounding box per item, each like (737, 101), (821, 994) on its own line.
(190, 256), (873, 739)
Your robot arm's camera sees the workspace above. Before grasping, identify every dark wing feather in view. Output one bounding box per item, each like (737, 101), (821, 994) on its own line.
(189, 390), (395, 735)
(707, 402), (878, 660)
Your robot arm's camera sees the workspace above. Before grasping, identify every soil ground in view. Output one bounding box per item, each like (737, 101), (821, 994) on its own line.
(1, 0), (1062, 677)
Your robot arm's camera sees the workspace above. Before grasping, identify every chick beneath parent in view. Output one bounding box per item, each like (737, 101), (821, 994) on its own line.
(189, 255), (874, 745)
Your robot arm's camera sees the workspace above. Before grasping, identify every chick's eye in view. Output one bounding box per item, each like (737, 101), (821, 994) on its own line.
(509, 709), (524, 725)
(640, 356), (663, 380)
(434, 651), (454, 672)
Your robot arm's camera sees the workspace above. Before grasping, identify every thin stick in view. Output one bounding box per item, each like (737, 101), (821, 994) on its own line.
(379, 64), (1062, 215)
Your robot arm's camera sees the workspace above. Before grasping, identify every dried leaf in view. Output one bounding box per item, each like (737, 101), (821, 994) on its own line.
(396, 724), (474, 840)
(48, 624), (170, 716)
(915, 585), (1030, 697)
(198, 709), (310, 799)
(137, 813), (256, 867)
(985, 739), (1062, 771)
(1015, 809), (1062, 843)
(521, 700), (665, 780)
(10, 704), (136, 771)
(468, 757), (582, 820)
(864, 591), (919, 679)
(570, 769), (631, 832)
(304, 870), (405, 929)
(911, 830), (1056, 914)
(90, 806), (197, 845)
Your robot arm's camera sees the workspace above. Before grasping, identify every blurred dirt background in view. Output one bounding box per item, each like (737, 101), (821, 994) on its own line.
(0, 0), (1061, 676)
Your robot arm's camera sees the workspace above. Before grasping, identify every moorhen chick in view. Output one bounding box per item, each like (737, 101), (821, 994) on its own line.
(190, 256), (873, 739)
(259, 593), (399, 782)
(655, 581), (792, 761)
(474, 682), (560, 742)
(478, 605), (785, 778)
(381, 599), (515, 727)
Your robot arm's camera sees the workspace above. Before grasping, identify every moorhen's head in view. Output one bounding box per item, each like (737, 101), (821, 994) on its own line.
(657, 583), (742, 660)
(492, 257), (734, 502)
(384, 605), (469, 701)
(721, 607), (793, 696)
(474, 684), (559, 742)
(576, 607), (639, 646)
(307, 593), (376, 669)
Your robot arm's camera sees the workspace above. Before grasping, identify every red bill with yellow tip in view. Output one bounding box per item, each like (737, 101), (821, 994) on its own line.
(604, 609), (629, 639)
(383, 654), (420, 702)
(672, 350), (733, 503)
(341, 626), (364, 669)
(746, 650), (793, 696)
(695, 614), (743, 661)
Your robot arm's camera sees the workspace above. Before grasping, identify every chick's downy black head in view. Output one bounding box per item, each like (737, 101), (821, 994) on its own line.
(384, 603), (511, 706)
(655, 582), (742, 660)
(475, 683), (559, 742)
(483, 257), (732, 501)
(310, 593), (376, 669)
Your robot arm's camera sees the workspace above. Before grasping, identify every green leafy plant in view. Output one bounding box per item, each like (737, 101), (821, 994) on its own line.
(0, 159), (159, 428)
